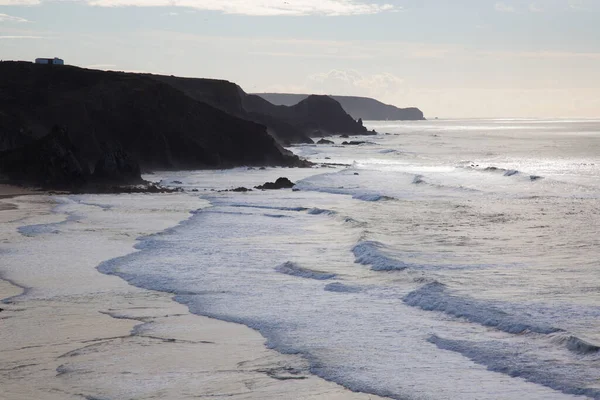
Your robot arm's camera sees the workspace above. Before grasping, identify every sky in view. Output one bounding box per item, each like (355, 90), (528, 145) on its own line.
(1, 0), (599, 118)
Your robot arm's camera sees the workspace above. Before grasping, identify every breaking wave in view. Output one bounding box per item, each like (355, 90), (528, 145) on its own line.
(324, 282), (362, 293)
(352, 194), (394, 202)
(412, 175), (426, 184)
(352, 241), (412, 271)
(229, 204), (309, 212)
(403, 282), (560, 334)
(428, 335), (600, 399)
(482, 166), (544, 181)
(550, 333), (600, 355)
(307, 208), (336, 216)
(275, 262), (336, 281)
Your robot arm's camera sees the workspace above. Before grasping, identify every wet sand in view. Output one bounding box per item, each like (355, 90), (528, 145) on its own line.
(0, 192), (386, 400)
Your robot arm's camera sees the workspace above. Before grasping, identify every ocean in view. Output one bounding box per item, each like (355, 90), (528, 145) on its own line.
(43, 119), (600, 398)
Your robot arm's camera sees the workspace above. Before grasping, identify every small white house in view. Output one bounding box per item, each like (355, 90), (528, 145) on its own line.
(35, 57), (64, 65)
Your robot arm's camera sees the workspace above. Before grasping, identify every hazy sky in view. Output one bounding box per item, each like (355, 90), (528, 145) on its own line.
(1, 0), (599, 118)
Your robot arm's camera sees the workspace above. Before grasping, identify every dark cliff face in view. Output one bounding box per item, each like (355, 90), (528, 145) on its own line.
(242, 94), (367, 142)
(254, 93), (426, 121)
(241, 94), (315, 144)
(0, 62), (303, 177)
(331, 96), (425, 121)
(0, 126), (90, 187)
(148, 74), (246, 117)
(288, 95), (368, 135)
(150, 75), (368, 145)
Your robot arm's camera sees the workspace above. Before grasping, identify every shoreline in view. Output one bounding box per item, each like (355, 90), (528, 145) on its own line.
(0, 191), (387, 400)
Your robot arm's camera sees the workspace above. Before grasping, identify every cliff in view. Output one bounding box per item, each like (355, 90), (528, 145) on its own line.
(255, 93), (426, 121)
(242, 94), (368, 142)
(0, 62), (304, 182)
(148, 75), (369, 145)
(0, 126), (91, 187)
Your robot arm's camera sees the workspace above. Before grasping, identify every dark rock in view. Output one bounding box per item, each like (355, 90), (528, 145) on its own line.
(231, 187), (252, 192)
(243, 94), (368, 142)
(172, 180), (183, 184)
(342, 141), (366, 145)
(340, 134), (350, 138)
(354, 173), (359, 175)
(0, 125), (90, 188)
(255, 177), (295, 190)
(259, 167), (266, 170)
(317, 139), (334, 145)
(191, 189), (199, 192)
(93, 146), (143, 184)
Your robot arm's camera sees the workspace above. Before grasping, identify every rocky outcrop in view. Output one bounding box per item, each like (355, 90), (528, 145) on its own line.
(288, 95), (368, 135)
(254, 93), (426, 121)
(255, 177), (295, 190)
(0, 125), (152, 190)
(317, 139), (334, 145)
(0, 126), (90, 187)
(243, 94), (368, 141)
(93, 146), (143, 184)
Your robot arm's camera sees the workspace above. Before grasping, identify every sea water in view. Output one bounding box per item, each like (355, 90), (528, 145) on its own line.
(39, 120), (600, 398)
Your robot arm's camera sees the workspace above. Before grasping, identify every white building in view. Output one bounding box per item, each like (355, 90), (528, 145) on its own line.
(35, 57), (64, 65)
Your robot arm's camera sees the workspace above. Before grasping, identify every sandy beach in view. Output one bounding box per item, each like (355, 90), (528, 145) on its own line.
(0, 187), (386, 400)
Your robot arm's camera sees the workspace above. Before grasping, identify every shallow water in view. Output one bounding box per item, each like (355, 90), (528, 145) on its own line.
(30, 119), (600, 399)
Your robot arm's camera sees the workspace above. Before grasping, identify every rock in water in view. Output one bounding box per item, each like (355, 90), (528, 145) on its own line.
(317, 139), (334, 145)
(255, 177), (295, 190)
(342, 141), (366, 145)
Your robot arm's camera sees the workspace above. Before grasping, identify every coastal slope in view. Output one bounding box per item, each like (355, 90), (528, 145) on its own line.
(255, 93), (426, 121)
(150, 74), (370, 145)
(0, 62), (303, 175)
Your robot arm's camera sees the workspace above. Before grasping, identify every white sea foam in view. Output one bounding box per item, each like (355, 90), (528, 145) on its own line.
(43, 119), (600, 399)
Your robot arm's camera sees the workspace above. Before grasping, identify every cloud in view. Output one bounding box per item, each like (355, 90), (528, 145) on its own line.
(0, 35), (43, 39)
(0, 0), (40, 4)
(67, 0), (396, 16)
(307, 69), (404, 98)
(494, 2), (515, 12)
(257, 69), (407, 105)
(0, 13), (30, 22)
(529, 3), (543, 12)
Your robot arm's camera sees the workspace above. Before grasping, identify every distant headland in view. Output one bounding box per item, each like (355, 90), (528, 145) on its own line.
(255, 93), (425, 121)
